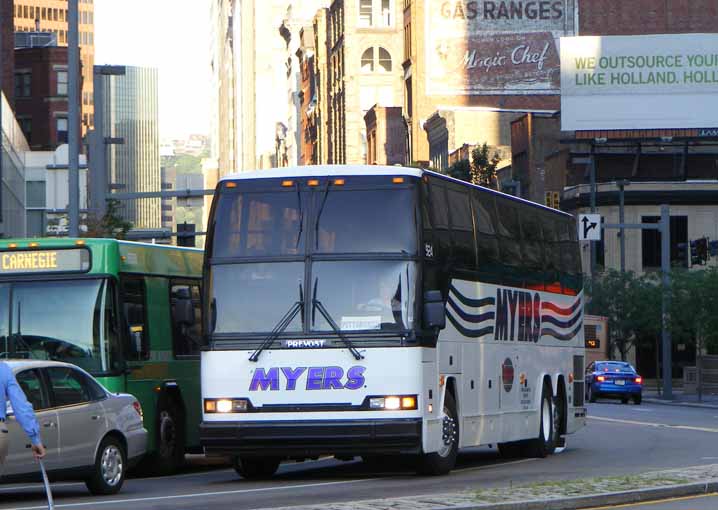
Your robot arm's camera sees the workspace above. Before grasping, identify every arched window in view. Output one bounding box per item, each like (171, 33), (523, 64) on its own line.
(378, 48), (392, 72)
(361, 48), (374, 72)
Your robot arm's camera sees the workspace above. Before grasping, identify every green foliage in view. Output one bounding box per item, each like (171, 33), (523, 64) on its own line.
(83, 200), (133, 240)
(445, 159), (472, 182)
(669, 268), (718, 355)
(586, 270), (661, 361)
(471, 143), (501, 188)
(172, 154), (204, 175)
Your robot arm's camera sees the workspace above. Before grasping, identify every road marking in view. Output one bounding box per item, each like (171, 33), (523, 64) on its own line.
(583, 492), (718, 509)
(589, 415), (718, 434)
(454, 458), (538, 473)
(0, 478), (383, 510)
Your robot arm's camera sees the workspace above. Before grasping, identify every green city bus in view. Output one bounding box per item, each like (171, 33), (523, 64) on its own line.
(0, 237), (203, 475)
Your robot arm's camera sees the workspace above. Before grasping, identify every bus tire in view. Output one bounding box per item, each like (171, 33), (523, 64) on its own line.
(233, 456), (280, 479)
(147, 396), (185, 476)
(85, 435), (126, 495)
(417, 392), (458, 476)
(521, 383), (555, 458)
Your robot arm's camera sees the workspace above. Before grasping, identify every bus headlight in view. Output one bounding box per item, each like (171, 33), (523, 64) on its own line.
(368, 395), (417, 410)
(204, 398), (249, 413)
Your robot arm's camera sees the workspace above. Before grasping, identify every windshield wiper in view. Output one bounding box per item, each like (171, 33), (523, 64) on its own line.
(249, 284), (304, 362)
(311, 279), (363, 361)
(314, 181), (331, 248)
(295, 182), (304, 249)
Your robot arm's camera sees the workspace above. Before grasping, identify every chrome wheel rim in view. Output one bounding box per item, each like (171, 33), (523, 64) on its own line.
(101, 445), (123, 486)
(438, 407), (457, 458)
(159, 410), (177, 458)
(541, 397), (552, 443)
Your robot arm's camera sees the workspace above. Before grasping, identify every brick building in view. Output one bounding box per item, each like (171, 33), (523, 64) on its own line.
(14, 36), (81, 150)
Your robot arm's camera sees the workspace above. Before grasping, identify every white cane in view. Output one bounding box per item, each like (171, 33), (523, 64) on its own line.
(38, 458), (54, 510)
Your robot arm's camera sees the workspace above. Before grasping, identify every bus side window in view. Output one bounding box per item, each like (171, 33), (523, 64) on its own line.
(428, 179), (451, 266)
(472, 191), (501, 280)
(170, 281), (203, 357)
(447, 187), (476, 272)
(520, 208), (546, 288)
(120, 277), (149, 361)
(559, 220), (582, 294)
(495, 201), (523, 282)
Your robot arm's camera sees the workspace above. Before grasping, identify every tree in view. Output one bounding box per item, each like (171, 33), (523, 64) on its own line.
(471, 143), (501, 189)
(83, 200), (133, 239)
(445, 159), (471, 183)
(669, 268), (718, 400)
(586, 270), (660, 362)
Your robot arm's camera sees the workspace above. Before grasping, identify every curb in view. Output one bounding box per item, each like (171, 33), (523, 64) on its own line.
(643, 397), (718, 410)
(449, 480), (718, 510)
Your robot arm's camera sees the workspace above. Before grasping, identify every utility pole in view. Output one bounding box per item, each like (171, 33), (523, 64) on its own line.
(68, 0), (80, 237)
(660, 205), (673, 400)
(589, 144), (597, 277)
(617, 179), (630, 272)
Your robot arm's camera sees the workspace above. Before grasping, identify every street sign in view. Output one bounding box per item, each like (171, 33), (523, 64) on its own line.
(578, 214), (601, 241)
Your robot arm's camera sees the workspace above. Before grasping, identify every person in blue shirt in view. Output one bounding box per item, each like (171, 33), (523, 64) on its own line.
(0, 362), (46, 471)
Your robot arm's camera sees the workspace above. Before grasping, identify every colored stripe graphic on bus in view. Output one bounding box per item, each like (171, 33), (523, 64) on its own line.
(446, 285), (495, 338)
(539, 296), (583, 342)
(541, 322), (584, 341)
(541, 298), (582, 317)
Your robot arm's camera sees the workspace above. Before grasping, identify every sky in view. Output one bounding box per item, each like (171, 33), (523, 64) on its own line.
(94, 0), (211, 141)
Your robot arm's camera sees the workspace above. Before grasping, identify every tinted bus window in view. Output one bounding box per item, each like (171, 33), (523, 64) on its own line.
(472, 191), (500, 273)
(447, 188), (476, 271)
(212, 191), (305, 258)
(316, 188), (416, 254)
(428, 181), (451, 262)
(495, 200), (522, 266)
(521, 209), (545, 271)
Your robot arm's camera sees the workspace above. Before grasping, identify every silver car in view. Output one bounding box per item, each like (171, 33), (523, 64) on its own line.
(1, 360), (147, 495)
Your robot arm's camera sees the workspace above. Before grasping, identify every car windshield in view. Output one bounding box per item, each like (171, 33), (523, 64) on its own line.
(597, 362), (635, 373)
(0, 279), (122, 374)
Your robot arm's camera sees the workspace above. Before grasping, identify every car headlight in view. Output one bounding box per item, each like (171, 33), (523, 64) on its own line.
(368, 395), (417, 410)
(204, 398), (249, 413)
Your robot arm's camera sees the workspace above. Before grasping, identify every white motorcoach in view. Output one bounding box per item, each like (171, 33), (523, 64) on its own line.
(200, 166), (586, 478)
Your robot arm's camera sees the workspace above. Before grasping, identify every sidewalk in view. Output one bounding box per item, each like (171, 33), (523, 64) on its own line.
(642, 389), (718, 409)
(261, 464), (718, 510)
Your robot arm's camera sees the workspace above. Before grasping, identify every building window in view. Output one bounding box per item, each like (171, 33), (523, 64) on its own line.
(41, 7), (46, 19)
(26, 181), (46, 208)
(56, 117), (68, 144)
(359, 0), (373, 26)
(23, 5), (28, 18)
(382, 0), (391, 25)
(15, 72), (32, 98)
(19, 118), (32, 142)
(361, 48), (374, 72)
(378, 47), (392, 72)
(57, 71), (68, 96)
(642, 215), (688, 270)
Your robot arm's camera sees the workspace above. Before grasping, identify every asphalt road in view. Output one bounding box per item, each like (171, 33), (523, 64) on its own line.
(1, 401), (717, 510)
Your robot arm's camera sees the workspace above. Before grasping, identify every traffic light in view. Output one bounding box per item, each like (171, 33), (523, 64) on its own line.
(544, 191), (561, 209)
(676, 242), (689, 268)
(177, 223), (196, 247)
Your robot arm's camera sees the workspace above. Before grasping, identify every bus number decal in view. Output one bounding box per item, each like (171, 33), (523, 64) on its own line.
(249, 366), (366, 392)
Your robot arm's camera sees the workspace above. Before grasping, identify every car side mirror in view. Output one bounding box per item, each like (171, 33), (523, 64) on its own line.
(423, 290), (446, 331)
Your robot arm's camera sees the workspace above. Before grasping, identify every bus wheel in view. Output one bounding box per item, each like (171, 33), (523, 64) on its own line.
(522, 383), (555, 458)
(150, 397), (185, 475)
(417, 392), (458, 476)
(233, 456), (280, 479)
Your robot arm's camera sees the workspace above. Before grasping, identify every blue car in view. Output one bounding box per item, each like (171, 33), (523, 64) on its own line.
(585, 361), (643, 405)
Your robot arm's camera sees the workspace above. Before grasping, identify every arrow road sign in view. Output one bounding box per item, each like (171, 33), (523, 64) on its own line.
(578, 214), (601, 241)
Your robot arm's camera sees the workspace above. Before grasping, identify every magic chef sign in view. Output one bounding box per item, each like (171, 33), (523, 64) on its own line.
(426, 0), (576, 95)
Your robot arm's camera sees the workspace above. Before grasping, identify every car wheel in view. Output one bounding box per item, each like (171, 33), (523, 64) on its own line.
(588, 384), (597, 403)
(145, 396), (185, 476)
(522, 383), (555, 458)
(417, 392), (458, 476)
(233, 456), (281, 479)
(633, 394), (642, 405)
(85, 436), (126, 495)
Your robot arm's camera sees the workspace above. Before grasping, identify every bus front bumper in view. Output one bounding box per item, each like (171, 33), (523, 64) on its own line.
(200, 418), (423, 457)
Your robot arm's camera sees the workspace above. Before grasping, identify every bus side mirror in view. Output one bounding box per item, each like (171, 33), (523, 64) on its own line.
(423, 290), (446, 331)
(175, 298), (195, 325)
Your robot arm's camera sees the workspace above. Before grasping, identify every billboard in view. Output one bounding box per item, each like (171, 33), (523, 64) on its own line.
(425, 0), (576, 95)
(561, 34), (718, 131)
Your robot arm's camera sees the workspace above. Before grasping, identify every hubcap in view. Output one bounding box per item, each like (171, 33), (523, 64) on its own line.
(159, 411), (177, 458)
(541, 397), (552, 443)
(438, 408), (457, 458)
(101, 445), (123, 486)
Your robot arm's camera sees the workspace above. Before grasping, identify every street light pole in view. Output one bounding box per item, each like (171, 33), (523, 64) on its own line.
(617, 179), (630, 273)
(68, 0), (80, 237)
(660, 204), (673, 400)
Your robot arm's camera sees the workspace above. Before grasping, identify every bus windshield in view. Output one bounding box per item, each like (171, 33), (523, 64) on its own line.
(208, 181), (418, 337)
(0, 279), (123, 374)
